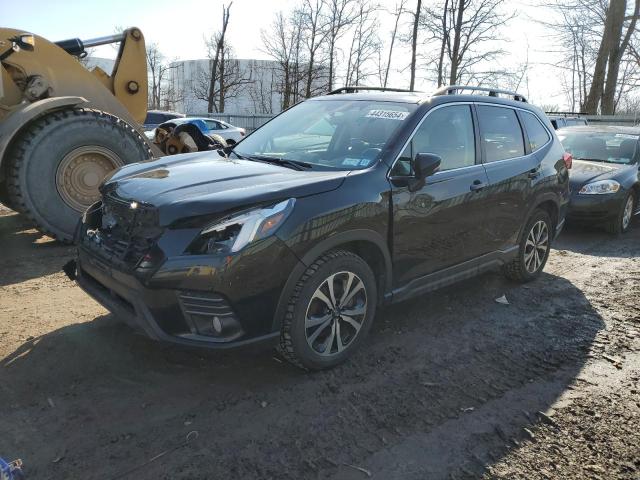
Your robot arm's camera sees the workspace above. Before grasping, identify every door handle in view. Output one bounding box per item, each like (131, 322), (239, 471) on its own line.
(470, 180), (487, 192)
(528, 166), (542, 179)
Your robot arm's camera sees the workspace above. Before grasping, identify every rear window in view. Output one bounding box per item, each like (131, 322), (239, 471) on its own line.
(521, 111), (550, 152)
(477, 106), (525, 162)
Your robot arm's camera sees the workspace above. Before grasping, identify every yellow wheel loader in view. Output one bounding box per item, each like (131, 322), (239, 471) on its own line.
(0, 27), (156, 242)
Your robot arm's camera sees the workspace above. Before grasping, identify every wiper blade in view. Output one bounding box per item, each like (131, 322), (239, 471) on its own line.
(246, 155), (313, 170)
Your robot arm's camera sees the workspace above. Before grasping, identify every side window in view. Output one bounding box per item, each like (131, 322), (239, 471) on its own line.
(205, 120), (222, 130)
(477, 106), (525, 162)
(391, 105), (476, 175)
(520, 111), (550, 152)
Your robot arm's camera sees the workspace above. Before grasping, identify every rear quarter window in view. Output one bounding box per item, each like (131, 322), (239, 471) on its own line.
(520, 111), (551, 152)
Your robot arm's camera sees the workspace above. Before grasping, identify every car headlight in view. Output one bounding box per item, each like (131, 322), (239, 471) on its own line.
(189, 199), (295, 255)
(578, 180), (621, 195)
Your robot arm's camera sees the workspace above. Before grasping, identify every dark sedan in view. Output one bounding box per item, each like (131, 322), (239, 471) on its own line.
(558, 126), (640, 234)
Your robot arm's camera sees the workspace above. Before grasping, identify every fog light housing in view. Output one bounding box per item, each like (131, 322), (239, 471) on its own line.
(178, 291), (244, 341)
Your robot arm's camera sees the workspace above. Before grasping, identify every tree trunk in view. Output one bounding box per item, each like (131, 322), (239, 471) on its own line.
(437, 0), (450, 87)
(449, 0), (465, 85)
(218, 53), (226, 113)
(384, 1), (404, 88)
(328, 42), (335, 91)
(602, 0), (639, 114)
(409, 0), (421, 91)
(584, 0), (620, 114)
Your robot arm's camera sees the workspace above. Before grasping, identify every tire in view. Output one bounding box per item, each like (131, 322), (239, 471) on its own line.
(606, 190), (635, 235)
(278, 250), (377, 370)
(225, 139), (236, 146)
(6, 108), (151, 242)
(503, 209), (552, 283)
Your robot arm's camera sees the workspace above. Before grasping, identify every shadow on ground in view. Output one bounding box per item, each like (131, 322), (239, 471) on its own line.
(1, 268), (603, 479)
(555, 219), (640, 258)
(0, 210), (74, 286)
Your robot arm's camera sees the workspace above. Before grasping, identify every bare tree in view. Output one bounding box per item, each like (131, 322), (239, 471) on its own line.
(261, 12), (299, 109)
(345, 2), (381, 86)
(301, 0), (330, 97)
(542, 0), (640, 114)
(379, 1), (407, 88)
(420, 0), (514, 87)
(194, 43), (253, 113)
(146, 43), (169, 109)
(409, 0), (422, 90)
(205, 2), (232, 113)
(325, 0), (359, 90)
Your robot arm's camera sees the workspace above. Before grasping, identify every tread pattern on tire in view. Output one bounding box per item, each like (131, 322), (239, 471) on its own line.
(503, 209), (550, 283)
(278, 249), (363, 370)
(606, 191), (635, 235)
(5, 108), (152, 243)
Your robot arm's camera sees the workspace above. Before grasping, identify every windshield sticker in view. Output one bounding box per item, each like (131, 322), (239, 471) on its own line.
(342, 157), (361, 166)
(615, 134), (639, 139)
(365, 109), (409, 121)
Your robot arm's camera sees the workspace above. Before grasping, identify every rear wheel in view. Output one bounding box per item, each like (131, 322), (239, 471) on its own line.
(606, 190), (635, 235)
(278, 250), (377, 370)
(503, 209), (552, 283)
(6, 109), (151, 242)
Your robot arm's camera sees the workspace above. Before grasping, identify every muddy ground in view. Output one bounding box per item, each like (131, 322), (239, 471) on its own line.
(1, 203), (638, 479)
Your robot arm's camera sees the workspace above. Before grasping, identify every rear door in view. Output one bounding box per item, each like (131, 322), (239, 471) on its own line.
(391, 104), (492, 287)
(476, 105), (548, 250)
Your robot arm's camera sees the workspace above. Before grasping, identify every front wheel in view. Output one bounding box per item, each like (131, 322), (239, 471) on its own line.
(278, 250), (377, 370)
(503, 209), (552, 283)
(606, 190), (635, 235)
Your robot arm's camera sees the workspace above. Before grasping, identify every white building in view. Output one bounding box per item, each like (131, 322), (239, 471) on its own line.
(168, 59), (283, 115)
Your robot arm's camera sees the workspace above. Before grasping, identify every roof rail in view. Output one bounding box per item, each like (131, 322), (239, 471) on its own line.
(433, 85), (527, 103)
(545, 111), (586, 117)
(328, 86), (419, 95)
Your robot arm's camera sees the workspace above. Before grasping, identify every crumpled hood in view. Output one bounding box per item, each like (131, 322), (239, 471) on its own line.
(569, 160), (625, 190)
(101, 151), (349, 226)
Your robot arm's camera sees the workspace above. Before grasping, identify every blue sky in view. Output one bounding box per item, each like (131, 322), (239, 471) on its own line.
(3, 0), (568, 108)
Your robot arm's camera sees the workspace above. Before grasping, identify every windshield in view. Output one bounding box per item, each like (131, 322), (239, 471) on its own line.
(558, 131), (639, 164)
(234, 99), (417, 170)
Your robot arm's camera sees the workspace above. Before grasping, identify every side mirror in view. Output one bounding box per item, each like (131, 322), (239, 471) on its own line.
(408, 153), (441, 191)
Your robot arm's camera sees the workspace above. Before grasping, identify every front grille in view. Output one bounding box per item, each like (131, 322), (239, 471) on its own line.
(178, 291), (243, 340)
(81, 193), (163, 269)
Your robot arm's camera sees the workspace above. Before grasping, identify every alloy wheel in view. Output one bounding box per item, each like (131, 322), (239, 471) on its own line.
(622, 195), (634, 231)
(524, 220), (549, 274)
(305, 271), (367, 356)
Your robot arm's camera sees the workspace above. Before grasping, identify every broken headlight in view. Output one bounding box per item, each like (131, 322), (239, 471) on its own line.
(188, 199), (295, 255)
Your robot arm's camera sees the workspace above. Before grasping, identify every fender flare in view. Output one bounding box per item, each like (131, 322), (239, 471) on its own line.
(0, 96), (88, 179)
(271, 229), (393, 332)
(520, 192), (562, 240)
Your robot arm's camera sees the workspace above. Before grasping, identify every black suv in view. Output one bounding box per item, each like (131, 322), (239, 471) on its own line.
(69, 85), (570, 370)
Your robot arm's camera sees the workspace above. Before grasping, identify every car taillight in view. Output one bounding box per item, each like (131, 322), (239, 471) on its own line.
(563, 152), (573, 169)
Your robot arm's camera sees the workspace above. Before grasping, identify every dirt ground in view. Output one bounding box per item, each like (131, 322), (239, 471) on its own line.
(1, 202), (639, 480)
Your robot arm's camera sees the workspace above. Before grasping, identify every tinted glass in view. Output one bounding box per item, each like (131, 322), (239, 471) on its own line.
(235, 100), (417, 170)
(521, 111), (550, 152)
(557, 130), (639, 164)
(477, 106), (525, 162)
(145, 113), (160, 124)
(391, 105), (476, 176)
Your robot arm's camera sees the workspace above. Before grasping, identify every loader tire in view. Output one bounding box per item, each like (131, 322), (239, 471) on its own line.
(6, 108), (152, 242)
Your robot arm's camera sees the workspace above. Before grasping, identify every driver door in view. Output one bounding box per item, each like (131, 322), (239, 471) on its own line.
(390, 104), (492, 288)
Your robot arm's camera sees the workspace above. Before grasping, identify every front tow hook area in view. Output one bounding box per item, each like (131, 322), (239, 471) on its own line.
(63, 259), (77, 281)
